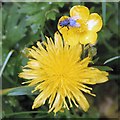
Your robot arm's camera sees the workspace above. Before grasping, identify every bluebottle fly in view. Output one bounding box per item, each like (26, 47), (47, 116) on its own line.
(59, 16), (80, 29)
(58, 16), (80, 41)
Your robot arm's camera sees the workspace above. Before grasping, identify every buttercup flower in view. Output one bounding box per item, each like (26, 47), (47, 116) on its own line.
(58, 5), (102, 46)
(19, 32), (108, 114)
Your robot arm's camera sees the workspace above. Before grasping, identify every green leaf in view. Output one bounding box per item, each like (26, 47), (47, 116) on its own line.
(1, 86), (38, 96)
(26, 12), (45, 25)
(18, 3), (41, 15)
(40, 31), (46, 41)
(2, 4), (27, 49)
(93, 66), (113, 71)
(18, 2), (63, 33)
(46, 9), (59, 20)
(92, 57), (99, 64)
(57, 2), (65, 8)
(30, 24), (40, 34)
(18, 31), (40, 49)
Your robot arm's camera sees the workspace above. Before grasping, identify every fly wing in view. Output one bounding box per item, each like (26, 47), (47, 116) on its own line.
(70, 16), (80, 20)
(74, 23), (80, 27)
(69, 16), (80, 27)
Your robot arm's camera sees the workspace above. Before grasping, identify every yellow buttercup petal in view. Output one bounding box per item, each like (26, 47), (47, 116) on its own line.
(62, 28), (80, 46)
(61, 28), (97, 46)
(76, 19), (87, 32)
(70, 5), (89, 22)
(87, 13), (102, 32)
(79, 31), (97, 45)
(58, 16), (69, 33)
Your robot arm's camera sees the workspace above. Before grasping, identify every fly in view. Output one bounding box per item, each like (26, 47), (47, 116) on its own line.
(59, 17), (80, 29)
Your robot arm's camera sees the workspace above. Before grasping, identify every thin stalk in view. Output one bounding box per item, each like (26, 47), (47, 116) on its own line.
(102, 1), (106, 26)
(81, 44), (86, 59)
(104, 56), (120, 64)
(0, 50), (14, 77)
(5, 111), (48, 118)
(45, 24), (54, 38)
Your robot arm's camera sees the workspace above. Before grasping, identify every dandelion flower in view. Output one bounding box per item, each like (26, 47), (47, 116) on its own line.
(19, 32), (108, 114)
(58, 5), (102, 46)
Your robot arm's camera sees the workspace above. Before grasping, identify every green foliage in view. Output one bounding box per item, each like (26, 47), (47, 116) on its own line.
(19, 3), (64, 33)
(1, 86), (37, 96)
(93, 66), (113, 71)
(2, 4), (27, 49)
(88, 47), (97, 58)
(1, 2), (119, 119)
(98, 3), (119, 56)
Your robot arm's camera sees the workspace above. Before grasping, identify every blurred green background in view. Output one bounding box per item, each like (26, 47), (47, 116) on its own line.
(1, 2), (119, 119)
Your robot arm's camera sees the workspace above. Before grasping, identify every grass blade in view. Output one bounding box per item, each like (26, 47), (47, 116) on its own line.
(0, 50), (14, 77)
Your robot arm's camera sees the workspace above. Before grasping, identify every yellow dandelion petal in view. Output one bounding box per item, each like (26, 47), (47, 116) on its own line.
(54, 32), (63, 48)
(24, 59), (40, 69)
(78, 67), (109, 85)
(19, 33), (108, 113)
(19, 69), (38, 79)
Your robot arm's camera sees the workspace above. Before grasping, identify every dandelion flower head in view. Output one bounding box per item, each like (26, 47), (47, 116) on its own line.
(19, 32), (108, 114)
